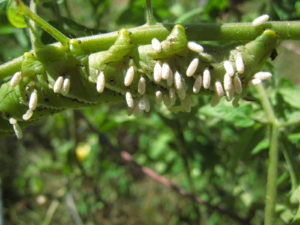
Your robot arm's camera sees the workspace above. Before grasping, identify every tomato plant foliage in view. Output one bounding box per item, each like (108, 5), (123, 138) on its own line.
(0, 1), (300, 225)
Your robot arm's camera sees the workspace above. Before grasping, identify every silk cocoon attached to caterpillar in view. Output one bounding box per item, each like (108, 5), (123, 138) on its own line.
(0, 24), (277, 138)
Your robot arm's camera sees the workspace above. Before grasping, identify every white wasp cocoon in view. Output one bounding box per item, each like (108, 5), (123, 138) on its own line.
(174, 71), (183, 90)
(249, 78), (262, 86)
(10, 71), (22, 87)
(125, 91), (134, 108)
(22, 109), (34, 121)
(187, 41), (204, 53)
(224, 74), (233, 92)
(53, 76), (64, 93)
(96, 71), (105, 93)
(124, 66), (135, 86)
(62, 78), (71, 95)
(252, 14), (270, 26)
(193, 75), (202, 94)
(233, 76), (243, 94)
(215, 80), (224, 97)
(155, 90), (163, 102)
(167, 70), (174, 87)
(235, 52), (244, 74)
(29, 90), (38, 111)
(254, 72), (272, 80)
(13, 123), (23, 139)
(9, 118), (22, 139)
(9, 118), (17, 125)
(138, 76), (146, 95)
(162, 62), (171, 80)
(203, 68), (211, 89)
(186, 58), (199, 77)
(153, 62), (162, 83)
(151, 38), (162, 52)
(224, 60), (235, 77)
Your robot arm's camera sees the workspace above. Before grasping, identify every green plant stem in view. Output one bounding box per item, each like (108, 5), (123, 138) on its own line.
(256, 84), (279, 225)
(42, 200), (59, 225)
(145, 0), (154, 25)
(16, 0), (69, 45)
(281, 137), (300, 190)
(28, 0), (40, 50)
(1, 21), (300, 79)
(265, 124), (279, 225)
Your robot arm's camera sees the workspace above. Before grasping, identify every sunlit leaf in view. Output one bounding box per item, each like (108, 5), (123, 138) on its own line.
(7, 0), (28, 28)
(279, 86), (300, 109)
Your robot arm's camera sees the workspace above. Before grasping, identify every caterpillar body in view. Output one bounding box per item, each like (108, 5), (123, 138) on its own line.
(0, 24), (277, 138)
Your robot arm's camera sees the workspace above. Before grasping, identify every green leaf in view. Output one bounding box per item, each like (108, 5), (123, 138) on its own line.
(286, 111), (300, 126)
(0, 0), (8, 5)
(290, 185), (300, 205)
(279, 87), (300, 110)
(7, 0), (28, 28)
(198, 101), (255, 127)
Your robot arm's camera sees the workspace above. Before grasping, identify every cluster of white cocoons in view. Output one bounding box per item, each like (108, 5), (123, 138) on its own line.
(127, 39), (256, 112)
(7, 35), (274, 135)
(22, 89), (38, 121)
(53, 76), (71, 95)
(249, 72), (272, 85)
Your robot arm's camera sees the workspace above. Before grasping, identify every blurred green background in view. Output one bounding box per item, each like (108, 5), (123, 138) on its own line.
(1, 0), (300, 224)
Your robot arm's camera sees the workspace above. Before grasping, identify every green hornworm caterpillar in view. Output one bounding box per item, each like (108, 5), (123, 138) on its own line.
(0, 17), (277, 138)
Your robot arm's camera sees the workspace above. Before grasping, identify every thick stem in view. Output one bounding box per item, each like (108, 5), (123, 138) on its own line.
(2, 21), (300, 79)
(256, 84), (279, 225)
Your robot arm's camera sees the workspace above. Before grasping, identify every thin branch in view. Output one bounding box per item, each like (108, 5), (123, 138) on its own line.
(145, 0), (154, 25)
(42, 200), (60, 225)
(66, 192), (85, 225)
(256, 84), (280, 225)
(78, 112), (253, 225)
(281, 137), (300, 191)
(16, 0), (69, 45)
(28, 0), (40, 50)
(173, 121), (201, 222)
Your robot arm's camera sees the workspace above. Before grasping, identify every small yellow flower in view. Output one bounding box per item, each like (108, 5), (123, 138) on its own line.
(75, 143), (91, 161)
